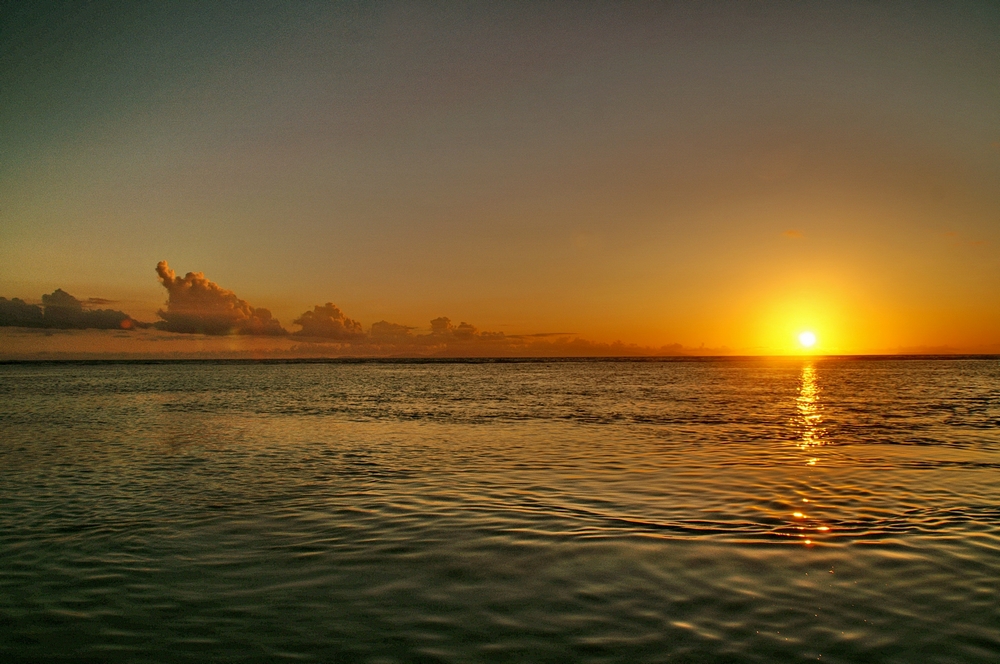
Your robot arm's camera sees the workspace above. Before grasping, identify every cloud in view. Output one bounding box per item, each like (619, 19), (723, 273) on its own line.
(782, 229), (804, 239)
(429, 317), (482, 339)
(155, 261), (286, 335)
(370, 320), (416, 339)
(293, 303), (365, 340)
(0, 297), (44, 327)
(4, 262), (695, 356)
(286, 307), (688, 357)
(0, 290), (135, 330)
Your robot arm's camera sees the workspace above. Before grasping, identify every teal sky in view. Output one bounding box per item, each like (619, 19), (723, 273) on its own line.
(2, 1), (999, 353)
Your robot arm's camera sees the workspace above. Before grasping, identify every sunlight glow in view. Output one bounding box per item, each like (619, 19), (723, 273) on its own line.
(798, 331), (817, 348)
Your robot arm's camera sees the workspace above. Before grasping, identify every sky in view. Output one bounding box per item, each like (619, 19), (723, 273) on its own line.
(1, 1), (999, 357)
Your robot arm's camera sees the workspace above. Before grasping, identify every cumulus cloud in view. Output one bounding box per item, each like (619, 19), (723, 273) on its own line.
(428, 317), (504, 341)
(293, 303), (365, 340)
(0, 289), (135, 329)
(370, 320), (415, 339)
(429, 317), (479, 338)
(155, 261), (286, 335)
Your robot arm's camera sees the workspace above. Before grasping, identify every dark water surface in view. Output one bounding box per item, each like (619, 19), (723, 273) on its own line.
(1, 358), (999, 662)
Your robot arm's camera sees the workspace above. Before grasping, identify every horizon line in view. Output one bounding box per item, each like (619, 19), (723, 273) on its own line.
(3, 353), (999, 365)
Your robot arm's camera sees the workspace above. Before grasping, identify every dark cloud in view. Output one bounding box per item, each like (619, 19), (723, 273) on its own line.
(0, 289), (135, 329)
(293, 303), (364, 340)
(0, 298), (44, 327)
(287, 307), (686, 357)
(430, 316), (453, 335)
(155, 261), (286, 335)
(429, 317), (479, 339)
(370, 320), (415, 339)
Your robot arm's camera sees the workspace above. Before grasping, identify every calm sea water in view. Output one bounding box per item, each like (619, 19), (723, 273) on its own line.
(1, 358), (998, 663)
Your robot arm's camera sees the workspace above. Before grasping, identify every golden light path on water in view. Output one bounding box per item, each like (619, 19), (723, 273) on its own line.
(797, 363), (823, 450)
(795, 362), (830, 546)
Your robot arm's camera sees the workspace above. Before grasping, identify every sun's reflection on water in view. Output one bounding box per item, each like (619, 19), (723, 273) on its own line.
(792, 362), (829, 545)
(797, 363), (823, 449)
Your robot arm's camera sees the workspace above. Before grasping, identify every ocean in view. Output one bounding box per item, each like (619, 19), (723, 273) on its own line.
(1, 358), (998, 662)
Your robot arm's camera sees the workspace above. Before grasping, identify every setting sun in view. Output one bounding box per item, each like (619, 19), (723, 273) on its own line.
(799, 331), (817, 349)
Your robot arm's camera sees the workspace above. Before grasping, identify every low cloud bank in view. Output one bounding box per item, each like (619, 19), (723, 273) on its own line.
(0, 289), (136, 330)
(293, 313), (685, 357)
(148, 260), (684, 355)
(155, 261), (286, 335)
(2, 261), (693, 356)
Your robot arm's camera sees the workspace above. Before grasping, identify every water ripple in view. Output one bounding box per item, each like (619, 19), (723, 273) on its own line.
(1, 358), (999, 662)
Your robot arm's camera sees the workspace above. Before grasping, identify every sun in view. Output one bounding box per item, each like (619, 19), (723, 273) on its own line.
(798, 331), (817, 349)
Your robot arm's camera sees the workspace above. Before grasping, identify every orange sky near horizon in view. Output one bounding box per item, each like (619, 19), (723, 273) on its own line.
(1, 2), (998, 357)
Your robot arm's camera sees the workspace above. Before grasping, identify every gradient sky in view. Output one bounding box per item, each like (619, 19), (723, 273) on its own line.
(2, 1), (999, 355)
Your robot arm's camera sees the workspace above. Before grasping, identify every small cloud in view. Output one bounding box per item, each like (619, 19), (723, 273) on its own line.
(155, 261), (286, 335)
(370, 320), (415, 339)
(84, 297), (117, 307)
(428, 317), (489, 341)
(293, 303), (364, 340)
(42, 289), (83, 311)
(430, 317), (455, 335)
(782, 229), (804, 239)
